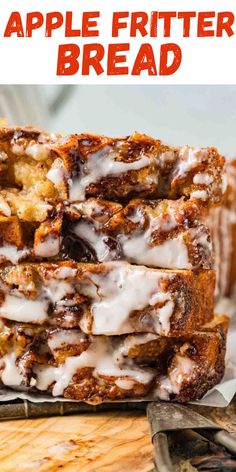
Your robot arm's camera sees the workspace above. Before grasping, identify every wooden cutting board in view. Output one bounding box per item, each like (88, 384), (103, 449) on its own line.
(0, 402), (235, 471)
(0, 411), (154, 472)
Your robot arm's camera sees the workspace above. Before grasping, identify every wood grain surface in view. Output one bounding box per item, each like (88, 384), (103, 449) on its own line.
(1, 400), (236, 471)
(0, 411), (154, 472)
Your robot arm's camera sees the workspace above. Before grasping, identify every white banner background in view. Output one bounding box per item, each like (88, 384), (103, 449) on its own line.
(0, 1), (235, 84)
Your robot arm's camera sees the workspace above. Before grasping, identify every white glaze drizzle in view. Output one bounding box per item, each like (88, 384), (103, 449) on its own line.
(0, 352), (23, 386)
(115, 379), (135, 390)
(176, 146), (208, 177)
(43, 280), (75, 304)
(73, 221), (112, 261)
(34, 337), (154, 396)
(72, 206), (194, 269)
(34, 235), (62, 258)
(11, 142), (50, 161)
(0, 261), (175, 334)
(79, 262), (174, 335)
(46, 158), (66, 186)
(153, 298), (175, 333)
(193, 173), (213, 185)
(0, 295), (49, 323)
(0, 269), (78, 324)
(55, 267), (78, 279)
(122, 333), (158, 354)
(48, 330), (87, 350)
(0, 244), (29, 263)
(68, 146), (156, 201)
(191, 190), (208, 200)
(121, 234), (192, 269)
(155, 355), (196, 400)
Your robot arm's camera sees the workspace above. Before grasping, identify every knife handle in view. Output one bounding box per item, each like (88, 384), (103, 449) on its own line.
(213, 430), (236, 454)
(152, 431), (175, 472)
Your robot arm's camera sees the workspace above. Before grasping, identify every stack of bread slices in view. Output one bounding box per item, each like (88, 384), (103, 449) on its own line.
(0, 127), (228, 403)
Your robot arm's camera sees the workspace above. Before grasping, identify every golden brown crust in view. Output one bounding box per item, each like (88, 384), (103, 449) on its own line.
(62, 197), (212, 270)
(0, 127), (225, 209)
(0, 207), (64, 268)
(53, 132), (225, 204)
(225, 161), (236, 295)
(208, 159), (236, 297)
(0, 316), (228, 403)
(0, 197), (212, 270)
(0, 127), (64, 222)
(0, 261), (215, 336)
(167, 316), (228, 402)
(0, 215), (26, 248)
(0, 126), (224, 405)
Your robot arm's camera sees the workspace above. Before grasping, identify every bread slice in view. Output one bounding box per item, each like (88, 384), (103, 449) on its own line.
(64, 197), (212, 270)
(207, 159), (236, 297)
(0, 128), (62, 222)
(0, 315), (228, 403)
(0, 128), (225, 218)
(0, 207), (63, 263)
(50, 132), (225, 205)
(0, 261), (214, 336)
(0, 197), (212, 270)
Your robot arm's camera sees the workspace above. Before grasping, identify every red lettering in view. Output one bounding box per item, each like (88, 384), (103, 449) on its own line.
(160, 43), (182, 76)
(158, 12), (177, 37)
(82, 12), (99, 37)
(178, 12), (196, 37)
(65, 12), (80, 37)
(57, 44), (80, 75)
(198, 12), (215, 37)
(26, 12), (44, 37)
(150, 12), (158, 37)
(4, 12), (24, 37)
(217, 12), (234, 37)
(46, 12), (63, 37)
(107, 43), (129, 75)
(112, 12), (129, 37)
(132, 44), (157, 75)
(82, 44), (104, 75)
(130, 12), (148, 37)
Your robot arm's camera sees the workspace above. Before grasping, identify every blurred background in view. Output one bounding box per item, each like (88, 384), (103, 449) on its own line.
(0, 84), (235, 157)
